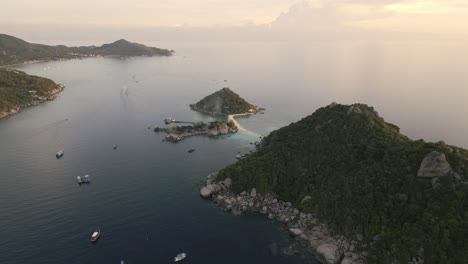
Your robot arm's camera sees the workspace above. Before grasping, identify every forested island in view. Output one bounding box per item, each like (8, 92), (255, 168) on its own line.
(0, 33), (173, 66)
(0, 69), (64, 119)
(201, 103), (468, 264)
(190, 87), (263, 115)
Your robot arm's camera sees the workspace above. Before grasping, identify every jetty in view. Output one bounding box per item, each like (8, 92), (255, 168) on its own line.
(164, 117), (195, 125)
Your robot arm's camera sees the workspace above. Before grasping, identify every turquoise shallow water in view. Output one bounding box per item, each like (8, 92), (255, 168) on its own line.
(1, 41), (468, 264)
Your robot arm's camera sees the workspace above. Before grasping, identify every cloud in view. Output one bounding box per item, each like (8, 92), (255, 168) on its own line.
(269, 0), (397, 32)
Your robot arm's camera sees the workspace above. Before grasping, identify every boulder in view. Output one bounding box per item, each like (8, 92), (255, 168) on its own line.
(316, 243), (344, 264)
(341, 257), (353, 264)
(224, 178), (232, 188)
(218, 123), (229, 134)
(347, 105), (362, 115)
(289, 228), (303, 236)
(301, 195), (312, 203)
(250, 188), (257, 198)
(200, 187), (212, 198)
(417, 151), (452, 178)
(208, 129), (219, 136)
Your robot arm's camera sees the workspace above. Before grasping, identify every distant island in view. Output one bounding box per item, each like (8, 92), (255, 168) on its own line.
(200, 103), (468, 264)
(190, 87), (264, 115)
(154, 120), (238, 142)
(0, 69), (64, 119)
(0, 33), (174, 66)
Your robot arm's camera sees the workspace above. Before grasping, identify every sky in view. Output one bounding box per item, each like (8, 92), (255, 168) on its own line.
(1, 0), (467, 42)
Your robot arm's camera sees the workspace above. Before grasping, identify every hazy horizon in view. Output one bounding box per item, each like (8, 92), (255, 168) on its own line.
(2, 0), (467, 43)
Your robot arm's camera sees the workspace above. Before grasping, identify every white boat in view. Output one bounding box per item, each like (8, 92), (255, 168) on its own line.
(56, 150), (64, 158)
(174, 252), (187, 262)
(91, 228), (101, 242)
(77, 175), (91, 184)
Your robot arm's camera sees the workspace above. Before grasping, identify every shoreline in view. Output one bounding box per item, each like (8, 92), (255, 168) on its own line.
(0, 84), (65, 120)
(200, 173), (367, 264)
(154, 121), (238, 142)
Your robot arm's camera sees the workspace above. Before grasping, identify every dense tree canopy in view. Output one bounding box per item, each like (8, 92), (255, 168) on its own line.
(0, 69), (59, 112)
(219, 103), (468, 263)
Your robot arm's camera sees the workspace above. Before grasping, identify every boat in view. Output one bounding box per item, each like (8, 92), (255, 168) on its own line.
(56, 150), (64, 159)
(188, 149), (195, 153)
(77, 175), (91, 184)
(91, 228), (101, 242)
(174, 252), (187, 262)
(235, 155), (242, 159)
(164, 117), (176, 124)
(113, 144), (118, 150)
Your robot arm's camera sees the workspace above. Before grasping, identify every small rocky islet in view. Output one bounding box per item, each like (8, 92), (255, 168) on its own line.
(154, 120), (238, 142)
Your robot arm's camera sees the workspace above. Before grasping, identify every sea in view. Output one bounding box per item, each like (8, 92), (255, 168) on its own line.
(1, 41), (468, 264)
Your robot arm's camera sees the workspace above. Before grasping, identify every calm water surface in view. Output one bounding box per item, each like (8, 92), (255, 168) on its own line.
(1, 41), (468, 264)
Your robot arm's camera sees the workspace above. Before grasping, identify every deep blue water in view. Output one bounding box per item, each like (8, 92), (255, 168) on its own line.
(1, 42), (468, 264)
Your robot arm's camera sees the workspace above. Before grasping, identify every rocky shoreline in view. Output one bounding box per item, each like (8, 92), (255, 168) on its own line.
(154, 121), (238, 142)
(0, 84), (65, 119)
(199, 173), (367, 264)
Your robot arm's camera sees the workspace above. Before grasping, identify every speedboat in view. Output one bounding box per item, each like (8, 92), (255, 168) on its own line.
(174, 252), (187, 262)
(56, 150), (64, 159)
(91, 228), (101, 242)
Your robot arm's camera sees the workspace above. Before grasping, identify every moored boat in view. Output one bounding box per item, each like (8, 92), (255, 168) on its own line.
(77, 175), (91, 184)
(174, 252), (187, 262)
(91, 228), (101, 242)
(56, 150), (64, 158)
(188, 148), (195, 153)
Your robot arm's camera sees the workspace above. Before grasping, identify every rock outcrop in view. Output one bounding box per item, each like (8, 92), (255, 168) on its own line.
(155, 120), (238, 143)
(417, 151), (452, 178)
(316, 243), (343, 264)
(199, 172), (367, 264)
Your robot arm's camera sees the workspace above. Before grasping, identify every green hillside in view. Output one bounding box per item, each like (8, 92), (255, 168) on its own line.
(190, 87), (256, 115)
(218, 103), (468, 263)
(0, 69), (61, 114)
(0, 34), (173, 65)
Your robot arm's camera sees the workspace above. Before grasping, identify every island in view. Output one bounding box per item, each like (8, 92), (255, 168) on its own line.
(155, 88), (263, 142)
(154, 120), (238, 142)
(189, 87), (264, 115)
(199, 103), (468, 264)
(0, 69), (64, 119)
(0, 33), (173, 66)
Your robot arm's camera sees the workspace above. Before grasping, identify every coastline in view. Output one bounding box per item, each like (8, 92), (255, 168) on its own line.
(0, 83), (65, 120)
(200, 173), (368, 264)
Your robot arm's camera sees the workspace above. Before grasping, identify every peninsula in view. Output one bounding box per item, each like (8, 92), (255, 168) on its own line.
(0, 69), (64, 119)
(0, 33), (173, 66)
(200, 103), (468, 264)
